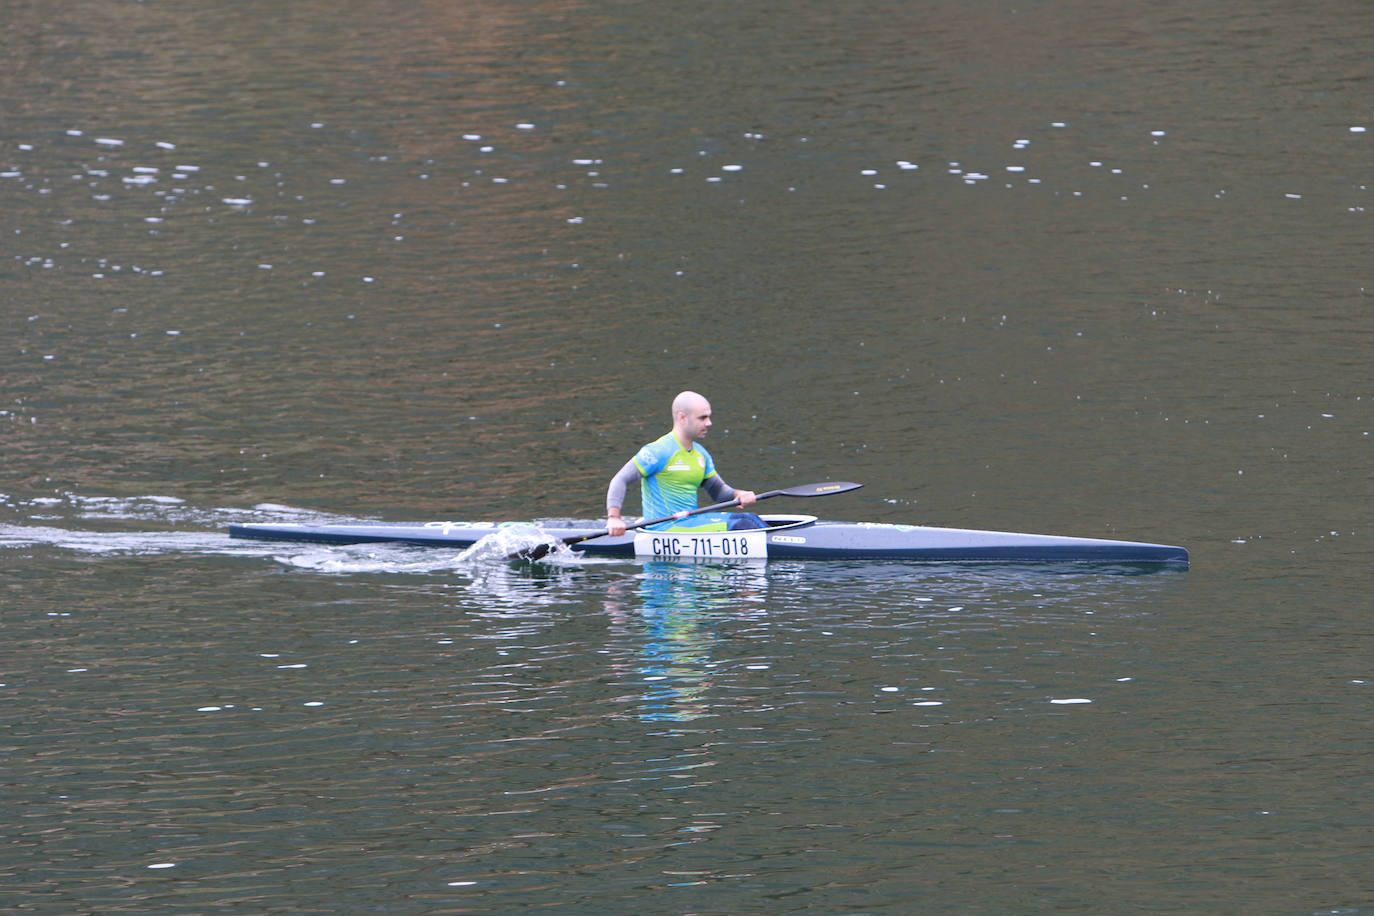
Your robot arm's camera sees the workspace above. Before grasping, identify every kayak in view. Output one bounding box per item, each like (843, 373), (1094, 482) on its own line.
(228, 513), (1189, 566)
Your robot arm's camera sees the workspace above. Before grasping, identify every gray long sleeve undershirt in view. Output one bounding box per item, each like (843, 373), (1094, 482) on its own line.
(606, 458), (735, 515)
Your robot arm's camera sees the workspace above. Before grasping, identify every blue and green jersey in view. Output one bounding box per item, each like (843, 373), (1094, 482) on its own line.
(633, 432), (718, 526)
(614, 432), (762, 532)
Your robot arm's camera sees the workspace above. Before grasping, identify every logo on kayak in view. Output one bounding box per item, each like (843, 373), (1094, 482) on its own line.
(423, 521), (486, 534)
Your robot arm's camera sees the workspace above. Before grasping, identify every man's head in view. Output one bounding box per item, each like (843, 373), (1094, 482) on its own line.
(671, 390), (712, 444)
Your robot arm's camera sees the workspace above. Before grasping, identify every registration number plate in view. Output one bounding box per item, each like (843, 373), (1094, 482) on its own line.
(633, 530), (767, 559)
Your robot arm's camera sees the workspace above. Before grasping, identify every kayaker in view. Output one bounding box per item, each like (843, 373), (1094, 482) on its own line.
(605, 390), (760, 536)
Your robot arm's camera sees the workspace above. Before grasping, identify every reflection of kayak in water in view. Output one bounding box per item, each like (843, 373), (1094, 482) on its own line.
(229, 512), (1188, 567)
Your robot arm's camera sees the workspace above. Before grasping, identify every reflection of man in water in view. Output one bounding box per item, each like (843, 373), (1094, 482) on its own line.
(604, 562), (766, 723)
(605, 391), (759, 536)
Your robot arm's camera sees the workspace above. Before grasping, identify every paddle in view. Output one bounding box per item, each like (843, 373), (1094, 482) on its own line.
(512, 480), (864, 561)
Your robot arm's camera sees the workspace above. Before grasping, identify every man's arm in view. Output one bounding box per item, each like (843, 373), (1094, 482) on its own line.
(605, 459), (640, 536)
(702, 474), (757, 507)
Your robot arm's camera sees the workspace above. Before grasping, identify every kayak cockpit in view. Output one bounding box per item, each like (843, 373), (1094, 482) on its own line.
(759, 514), (817, 531)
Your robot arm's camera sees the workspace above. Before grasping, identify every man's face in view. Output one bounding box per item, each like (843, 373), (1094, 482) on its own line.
(681, 401), (712, 442)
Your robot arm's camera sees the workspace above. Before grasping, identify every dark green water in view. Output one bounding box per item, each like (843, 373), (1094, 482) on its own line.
(3, 1), (1370, 912)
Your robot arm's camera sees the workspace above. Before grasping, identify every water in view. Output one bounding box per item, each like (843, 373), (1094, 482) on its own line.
(3, 0), (1371, 911)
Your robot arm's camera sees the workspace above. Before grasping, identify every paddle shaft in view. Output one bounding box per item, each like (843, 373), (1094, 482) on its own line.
(563, 480), (863, 549)
(590, 494), (747, 546)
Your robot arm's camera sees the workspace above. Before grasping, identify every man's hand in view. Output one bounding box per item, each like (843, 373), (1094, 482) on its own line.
(606, 515), (627, 537)
(736, 490), (757, 507)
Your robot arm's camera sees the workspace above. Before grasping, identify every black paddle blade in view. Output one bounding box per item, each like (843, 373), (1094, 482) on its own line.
(772, 481), (863, 498)
(511, 542), (556, 562)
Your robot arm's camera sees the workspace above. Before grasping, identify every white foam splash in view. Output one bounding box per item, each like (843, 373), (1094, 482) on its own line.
(274, 546), (457, 574)
(455, 524), (571, 564)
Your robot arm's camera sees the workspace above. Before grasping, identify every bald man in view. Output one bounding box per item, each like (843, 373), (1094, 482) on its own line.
(605, 391), (759, 536)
